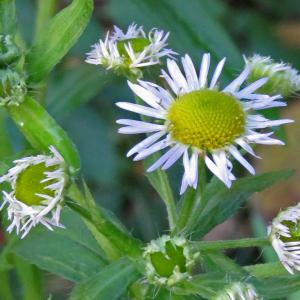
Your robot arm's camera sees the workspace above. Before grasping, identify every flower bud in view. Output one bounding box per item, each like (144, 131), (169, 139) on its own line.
(143, 235), (199, 286)
(245, 54), (300, 97)
(0, 69), (26, 106)
(0, 35), (22, 67)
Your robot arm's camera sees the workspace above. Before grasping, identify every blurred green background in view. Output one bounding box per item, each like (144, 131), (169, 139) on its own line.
(1, 0), (300, 298)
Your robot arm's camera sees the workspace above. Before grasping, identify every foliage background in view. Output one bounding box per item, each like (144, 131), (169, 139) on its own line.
(0, 0), (300, 299)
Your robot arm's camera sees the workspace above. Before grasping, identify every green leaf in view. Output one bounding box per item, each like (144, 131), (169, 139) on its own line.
(14, 256), (43, 300)
(70, 257), (141, 300)
(7, 96), (81, 174)
(174, 272), (226, 299)
(67, 183), (143, 260)
(33, 0), (57, 42)
(184, 170), (293, 238)
(0, 0), (17, 35)
(47, 65), (116, 120)
(0, 271), (14, 300)
(257, 275), (300, 299)
(27, 0), (93, 82)
(108, 0), (242, 77)
(12, 208), (107, 282)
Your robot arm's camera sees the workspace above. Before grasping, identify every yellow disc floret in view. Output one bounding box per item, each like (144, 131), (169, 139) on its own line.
(15, 163), (56, 206)
(167, 89), (246, 150)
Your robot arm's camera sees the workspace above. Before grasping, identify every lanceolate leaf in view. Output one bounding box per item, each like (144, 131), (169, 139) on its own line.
(12, 209), (107, 282)
(7, 96), (81, 174)
(70, 257), (141, 300)
(27, 0), (93, 82)
(184, 170), (293, 238)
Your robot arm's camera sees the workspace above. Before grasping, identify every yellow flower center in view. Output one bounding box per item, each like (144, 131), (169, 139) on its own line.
(167, 89), (246, 150)
(15, 163), (57, 206)
(117, 37), (150, 58)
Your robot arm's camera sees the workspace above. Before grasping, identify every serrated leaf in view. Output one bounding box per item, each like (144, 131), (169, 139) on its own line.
(12, 208), (107, 282)
(184, 170), (293, 238)
(27, 0), (93, 82)
(70, 257), (141, 300)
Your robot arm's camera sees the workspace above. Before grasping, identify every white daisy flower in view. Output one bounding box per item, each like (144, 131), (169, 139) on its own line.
(116, 53), (292, 194)
(245, 54), (300, 97)
(268, 202), (300, 274)
(213, 282), (261, 300)
(0, 146), (67, 238)
(85, 23), (176, 78)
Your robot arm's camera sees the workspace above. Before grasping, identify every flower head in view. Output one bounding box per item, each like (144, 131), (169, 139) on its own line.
(268, 202), (300, 274)
(245, 54), (300, 97)
(143, 235), (198, 286)
(86, 23), (175, 79)
(213, 282), (261, 300)
(116, 53), (292, 194)
(0, 146), (67, 238)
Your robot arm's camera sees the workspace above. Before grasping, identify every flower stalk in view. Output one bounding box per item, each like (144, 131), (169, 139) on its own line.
(192, 237), (270, 251)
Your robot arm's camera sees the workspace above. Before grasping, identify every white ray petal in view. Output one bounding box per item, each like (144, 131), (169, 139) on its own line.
(228, 146), (255, 174)
(116, 102), (166, 119)
(223, 66), (250, 93)
(127, 131), (166, 157)
(199, 53), (210, 88)
(209, 57), (226, 89)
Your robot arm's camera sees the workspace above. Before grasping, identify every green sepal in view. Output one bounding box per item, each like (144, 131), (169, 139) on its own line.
(7, 96), (81, 174)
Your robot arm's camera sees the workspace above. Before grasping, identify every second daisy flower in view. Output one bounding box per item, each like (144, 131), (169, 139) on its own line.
(117, 53), (292, 194)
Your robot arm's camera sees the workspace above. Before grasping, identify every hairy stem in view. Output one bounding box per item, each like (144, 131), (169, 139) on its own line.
(192, 237), (270, 251)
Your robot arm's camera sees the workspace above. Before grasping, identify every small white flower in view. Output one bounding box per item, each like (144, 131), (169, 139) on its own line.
(86, 23), (175, 78)
(0, 146), (67, 238)
(213, 282), (261, 300)
(245, 54), (300, 97)
(268, 202), (300, 274)
(116, 53), (292, 194)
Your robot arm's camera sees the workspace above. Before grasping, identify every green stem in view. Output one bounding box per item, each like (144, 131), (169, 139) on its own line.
(0, 271), (13, 300)
(67, 183), (143, 260)
(134, 96), (177, 230)
(193, 237), (270, 251)
(175, 158), (205, 233)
